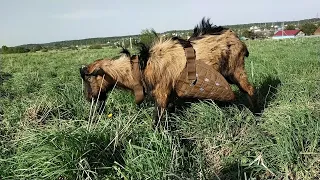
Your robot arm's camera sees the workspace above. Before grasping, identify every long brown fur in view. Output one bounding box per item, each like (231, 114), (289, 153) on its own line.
(144, 30), (250, 90)
(81, 54), (139, 102)
(144, 38), (187, 92)
(191, 30), (254, 96)
(142, 18), (255, 125)
(89, 55), (136, 89)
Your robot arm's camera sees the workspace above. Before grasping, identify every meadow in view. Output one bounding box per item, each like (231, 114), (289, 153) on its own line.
(0, 37), (319, 179)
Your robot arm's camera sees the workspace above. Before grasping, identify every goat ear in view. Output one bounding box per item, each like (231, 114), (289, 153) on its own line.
(90, 67), (105, 76)
(130, 55), (138, 62)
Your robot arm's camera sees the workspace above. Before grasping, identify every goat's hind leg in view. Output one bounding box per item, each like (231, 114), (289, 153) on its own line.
(233, 68), (256, 110)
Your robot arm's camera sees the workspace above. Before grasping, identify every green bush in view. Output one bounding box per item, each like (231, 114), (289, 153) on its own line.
(139, 29), (158, 46)
(41, 48), (48, 52)
(88, 44), (102, 49)
(1, 45), (30, 54)
(301, 23), (317, 35)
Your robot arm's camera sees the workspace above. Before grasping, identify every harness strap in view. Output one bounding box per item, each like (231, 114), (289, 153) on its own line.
(184, 46), (197, 81)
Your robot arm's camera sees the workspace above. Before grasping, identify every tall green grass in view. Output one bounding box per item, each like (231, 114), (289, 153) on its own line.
(1, 38), (319, 179)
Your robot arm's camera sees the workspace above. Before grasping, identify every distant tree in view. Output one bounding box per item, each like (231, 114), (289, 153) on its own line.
(301, 23), (317, 35)
(53, 43), (62, 50)
(1, 46), (30, 54)
(47, 46), (55, 51)
(34, 45), (42, 51)
(285, 24), (296, 30)
(242, 30), (255, 39)
(14, 47), (30, 53)
(88, 44), (102, 49)
(140, 28), (158, 47)
(41, 48), (48, 52)
(254, 31), (268, 39)
(68, 46), (78, 50)
(30, 45), (43, 52)
(1, 45), (8, 53)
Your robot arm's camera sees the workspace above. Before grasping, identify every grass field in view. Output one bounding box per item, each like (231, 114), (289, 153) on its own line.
(1, 37), (320, 179)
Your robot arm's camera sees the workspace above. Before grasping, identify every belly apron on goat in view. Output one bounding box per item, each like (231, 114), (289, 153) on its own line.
(175, 46), (235, 101)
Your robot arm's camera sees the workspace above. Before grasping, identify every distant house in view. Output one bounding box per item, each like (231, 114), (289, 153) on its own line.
(272, 30), (305, 39)
(314, 27), (320, 35)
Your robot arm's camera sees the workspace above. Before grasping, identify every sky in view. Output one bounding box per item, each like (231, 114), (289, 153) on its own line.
(0, 0), (319, 46)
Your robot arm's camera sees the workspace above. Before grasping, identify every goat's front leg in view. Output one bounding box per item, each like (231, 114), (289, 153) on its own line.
(152, 86), (171, 130)
(232, 67), (256, 111)
(153, 105), (166, 129)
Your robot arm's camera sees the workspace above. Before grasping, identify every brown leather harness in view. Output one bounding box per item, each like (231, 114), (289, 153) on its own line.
(184, 46), (197, 82)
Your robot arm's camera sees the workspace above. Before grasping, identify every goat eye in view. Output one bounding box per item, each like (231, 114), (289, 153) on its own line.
(87, 77), (92, 81)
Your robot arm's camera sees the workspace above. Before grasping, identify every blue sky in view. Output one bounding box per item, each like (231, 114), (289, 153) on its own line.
(0, 0), (319, 46)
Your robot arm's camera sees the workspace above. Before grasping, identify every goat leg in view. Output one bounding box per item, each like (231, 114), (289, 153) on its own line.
(233, 68), (256, 110)
(152, 86), (170, 130)
(153, 105), (166, 130)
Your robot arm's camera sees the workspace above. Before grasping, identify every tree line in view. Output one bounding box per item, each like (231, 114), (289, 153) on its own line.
(1, 18), (319, 54)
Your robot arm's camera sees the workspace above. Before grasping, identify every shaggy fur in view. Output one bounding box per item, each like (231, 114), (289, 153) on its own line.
(189, 17), (228, 40)
(140, 17), (255, 124)
(136, 43), (150, 71)
(119, 47), (131, 58)
(80, 50), (142, 104)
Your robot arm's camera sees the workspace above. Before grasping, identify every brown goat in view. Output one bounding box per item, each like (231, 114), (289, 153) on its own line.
(139, 17), (255, 125)
(80, 49), (145, 113)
